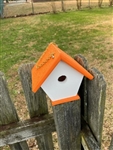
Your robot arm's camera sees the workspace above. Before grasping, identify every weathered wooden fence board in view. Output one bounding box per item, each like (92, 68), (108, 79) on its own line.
(53, 100), (81, 150)
(0, 114), (55, 146)
(0, 72), (29, 150)
(19, 63), (54, 150)
(87, 68), (106, 145)
(74, 55), (106, 147)
(0, 72), (18, 125)
(9, 141), (29, 150)
(81, 118), (101, 150)
(74, 55), (89, 121)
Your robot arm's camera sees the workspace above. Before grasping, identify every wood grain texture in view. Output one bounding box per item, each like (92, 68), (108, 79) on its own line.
(0, 72), (18, 125)
(9, 141), (29, 150)
(53, 100), (81, 150)
(75, 55), (106, 147)
(0, 114), (55, 147)
(18, 63), (48, 118)
(0, 71), (29, 150)
(81, 118), (101, 150)
(74, 54), (89, 121)
(87, 68), (106, 145)
(19, 63), (54, 150)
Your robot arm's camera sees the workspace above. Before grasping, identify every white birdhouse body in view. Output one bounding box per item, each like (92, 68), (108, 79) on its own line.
(41, 60), (83, 101)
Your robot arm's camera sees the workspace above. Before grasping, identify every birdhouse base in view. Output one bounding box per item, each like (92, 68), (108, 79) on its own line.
(51, 94), (80, 106)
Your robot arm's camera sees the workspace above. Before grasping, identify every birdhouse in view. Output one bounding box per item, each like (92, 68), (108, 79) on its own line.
(32, 43), (93, 106)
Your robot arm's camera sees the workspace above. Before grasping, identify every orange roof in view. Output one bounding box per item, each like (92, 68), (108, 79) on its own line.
(32, 43), (93, 93)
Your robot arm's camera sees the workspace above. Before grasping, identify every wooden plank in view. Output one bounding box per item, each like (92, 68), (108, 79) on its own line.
(87, 68), (106, 145)
(74, 54), (89, 121)
(9, 141), (30, 150)
(36, 133), (54, 150)
(53, 100), (81, 150)
(74, 55), (102, 149)
(18, 63), (54, 150)
(0, 114), (55, 146)
(0, 71), (29, 150)
(18, 63), (48, 118)
(0, 72), (18, 125)
(109, 135), (113, 150)
(75, 55), (106, 147)
(81, 118), (101, 150)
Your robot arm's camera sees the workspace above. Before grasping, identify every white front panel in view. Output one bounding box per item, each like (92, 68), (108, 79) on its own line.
(41, 61), (83, 101)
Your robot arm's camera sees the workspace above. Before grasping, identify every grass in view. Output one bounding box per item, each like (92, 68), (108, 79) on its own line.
(0, 7), (113, 74)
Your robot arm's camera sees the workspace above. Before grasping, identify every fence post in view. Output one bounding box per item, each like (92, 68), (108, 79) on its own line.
(52, 97), (81, 149)
(51, 0), (57, 14)
(0, 0), (4, 18)
(0, 72), (29, 150)
(61, 0), (65, 12)
(31, 0), (34, 14)
(74, 54), (89, 121)
(74, 55), (106, 148)
(19, 63), (54, 150)
(87, 68), (106, 146)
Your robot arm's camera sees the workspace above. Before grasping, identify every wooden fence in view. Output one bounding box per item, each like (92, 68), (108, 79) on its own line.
(0, 55), (109, 150)
(2, 0), (112, 18)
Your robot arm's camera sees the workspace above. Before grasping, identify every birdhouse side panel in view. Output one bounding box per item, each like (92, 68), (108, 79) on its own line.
(41, 61), (84, 101)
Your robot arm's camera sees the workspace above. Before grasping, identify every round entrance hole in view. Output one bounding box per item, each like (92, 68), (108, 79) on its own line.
(58, 75), (67, 82)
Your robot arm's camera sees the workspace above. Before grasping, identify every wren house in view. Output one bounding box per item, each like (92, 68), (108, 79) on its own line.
(32, 43), (93, 106)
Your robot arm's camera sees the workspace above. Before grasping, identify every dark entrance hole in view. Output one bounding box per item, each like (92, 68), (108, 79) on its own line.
(58, 75), (67, 82)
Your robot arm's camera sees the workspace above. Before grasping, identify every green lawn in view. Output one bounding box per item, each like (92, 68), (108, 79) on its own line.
(0, 7), (113, 74)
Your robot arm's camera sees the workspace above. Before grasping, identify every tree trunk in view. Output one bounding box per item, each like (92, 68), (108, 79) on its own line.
(98, 0), (103, 8)
(31, 0), (34, 14)
(88, 0), (91, 8)
(76, 0), (81, 10)
(61, 0), (65, 12)
(109, 0), (113, 6)
(51, 0), (57, 14)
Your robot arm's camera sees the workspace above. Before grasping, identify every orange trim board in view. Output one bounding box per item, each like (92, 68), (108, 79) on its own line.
(51, 95), (80, 106)
(32, 43), (61, 93)
(57, 48), (93, 80)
